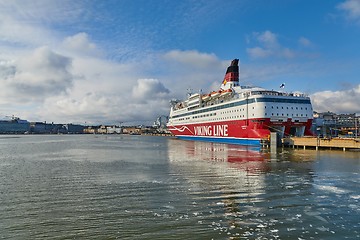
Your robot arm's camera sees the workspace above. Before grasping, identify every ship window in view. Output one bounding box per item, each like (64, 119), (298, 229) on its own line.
(277, 113), (279, 116)
(301, 107), (303, 110)
(291, 107), (293, 109)
(296, 107), (298, 110)
(272, 113), (274, 116)
(265, 106), (266, 109)
(282, 107), (283, 109)
(287, 107), (288, 109)
(277, 107), (278, 109)
(272, 106), (274, 109)
(265, 113), (267, 116)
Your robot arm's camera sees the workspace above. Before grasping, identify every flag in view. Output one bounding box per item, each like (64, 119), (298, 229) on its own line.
(280, 83), (285, 89)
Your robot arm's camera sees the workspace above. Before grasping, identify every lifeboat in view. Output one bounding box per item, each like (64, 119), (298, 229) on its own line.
(202, 94), (210, 101)
(220, 89), (233, 96)
(210, 91), (221, 97)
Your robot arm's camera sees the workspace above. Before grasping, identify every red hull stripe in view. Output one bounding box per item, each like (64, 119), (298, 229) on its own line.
(168, 118), (313, 140)
(177, 135), (261, 146)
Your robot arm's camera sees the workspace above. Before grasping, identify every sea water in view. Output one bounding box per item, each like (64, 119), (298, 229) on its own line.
(0, 135), (359, 239)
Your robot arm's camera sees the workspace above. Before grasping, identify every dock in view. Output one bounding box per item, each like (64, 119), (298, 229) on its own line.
(283, 137), (360, 151)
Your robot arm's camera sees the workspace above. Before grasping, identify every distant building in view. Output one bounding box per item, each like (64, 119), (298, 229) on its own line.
(83, 125), (122, 134)
(64, 124), (86, 134)
(313, 111), (359, 137)
(122, 126), (141, 135)
(84, 126), (96, 134)
(106, 126), (122, 134)
(0, 116), (30, 134)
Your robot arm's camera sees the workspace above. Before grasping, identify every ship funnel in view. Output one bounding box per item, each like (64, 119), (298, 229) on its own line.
(221, 59), (239, 89)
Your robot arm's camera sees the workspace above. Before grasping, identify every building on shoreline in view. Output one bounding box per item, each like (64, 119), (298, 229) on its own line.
(0, 116), (86, 134)
(83, 125), (123, 134)
(0, 116), (30, 134)
(312, 112), (359, 138)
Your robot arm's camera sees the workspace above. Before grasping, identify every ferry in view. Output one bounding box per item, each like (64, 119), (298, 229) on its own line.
(166, 59), (313, 146)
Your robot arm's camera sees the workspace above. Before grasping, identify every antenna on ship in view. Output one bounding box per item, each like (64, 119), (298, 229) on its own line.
(187, 88), (193, 97)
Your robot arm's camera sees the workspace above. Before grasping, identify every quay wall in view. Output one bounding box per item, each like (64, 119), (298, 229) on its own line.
(283, 137), (360, 151)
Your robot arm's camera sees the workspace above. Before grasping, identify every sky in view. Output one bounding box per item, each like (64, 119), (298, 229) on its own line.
(0, 0), (360, 125)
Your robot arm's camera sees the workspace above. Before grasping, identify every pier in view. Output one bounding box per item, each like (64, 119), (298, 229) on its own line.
(283, 137), (360, 151)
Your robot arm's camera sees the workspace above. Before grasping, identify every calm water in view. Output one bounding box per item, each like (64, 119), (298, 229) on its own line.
(0, 135), (359, 240)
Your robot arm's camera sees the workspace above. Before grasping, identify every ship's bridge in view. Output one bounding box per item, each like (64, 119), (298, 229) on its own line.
(234, 86), (308, 99)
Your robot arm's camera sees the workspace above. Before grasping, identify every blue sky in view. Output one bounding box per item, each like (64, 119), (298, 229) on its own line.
(0, 0), (360, 124)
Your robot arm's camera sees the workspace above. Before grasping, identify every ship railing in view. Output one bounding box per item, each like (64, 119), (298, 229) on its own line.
(249, 91), (308, 98)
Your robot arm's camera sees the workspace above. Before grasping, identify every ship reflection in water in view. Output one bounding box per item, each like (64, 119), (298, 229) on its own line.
(167, 138), (267, 233)
(167, 139), (272, 231)
(167, 138), (269, 172)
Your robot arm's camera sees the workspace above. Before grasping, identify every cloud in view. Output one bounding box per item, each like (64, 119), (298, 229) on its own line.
(40, 83), (171, 125)
(255, 30), (279, 48)
(337, 0), (360, 22)
(311, 84), (360, 113)
(30, 49), (231, 124)
(246, 31), (317, 60)
(246, 47), (272, 59)
(163, 50), (219, 69)
(62, 33), (100, 56)
(246, 30), (296, 59)
(298, 37), (312, 47)
(0, 1), (83, 48)
(0, 46), (73, 103)
(132, 79), (170, 103)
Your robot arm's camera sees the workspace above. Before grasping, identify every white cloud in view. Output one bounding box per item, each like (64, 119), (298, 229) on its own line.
(299, 37), (312, 47)
(62, 33), (100, 56)
(338, 0), (360, 21)
(311, 84), (360, 113)
(0, 1), (82, 48)
(1, 42), (232, 124)
(37, 50), (230, 123)
(246, 30), (296, 59)
(0, 15), (57, 48)
(41, 92), (123, 124)
(255, 30), (279, 48)
(132, 79), (170, 102)
(246, 47), (272, 59)
(19, 49), (226, 124)
(40, 84), (172, 125)
(163, 50), (219, 69)
(0, 46), (73, 103)
(161, 49), (227, 95)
